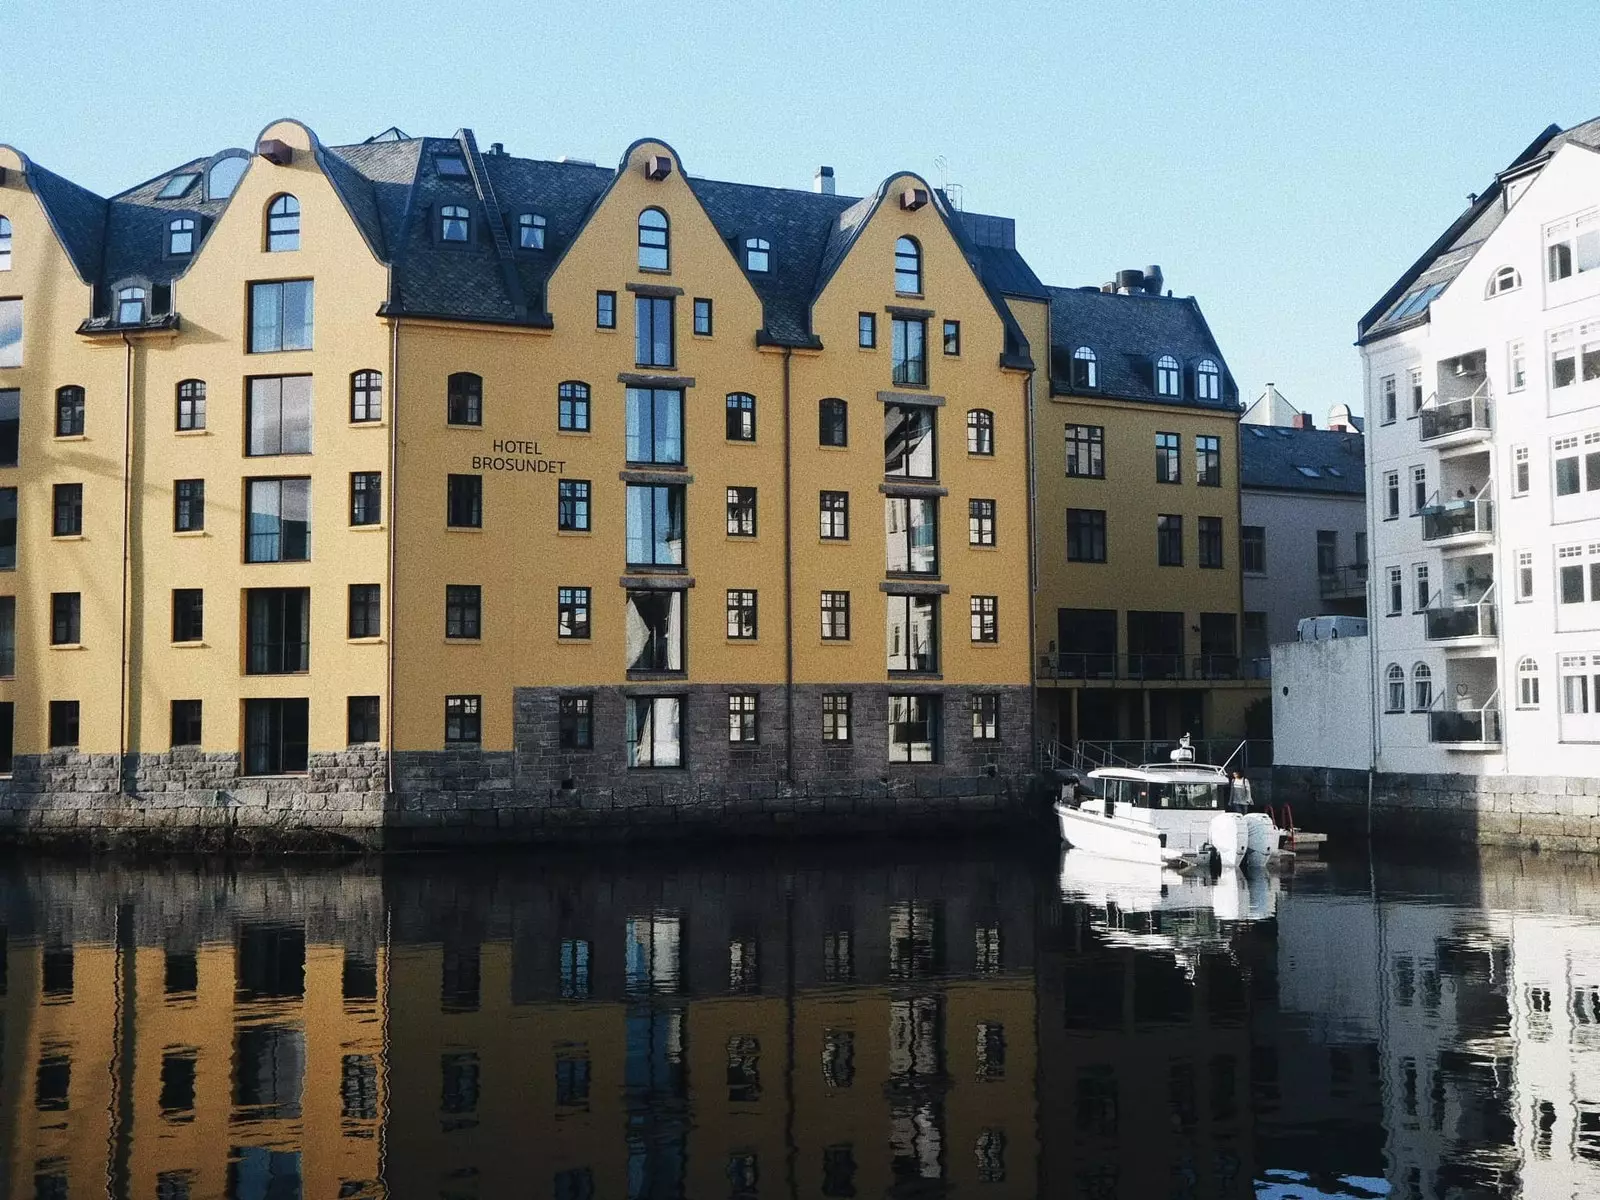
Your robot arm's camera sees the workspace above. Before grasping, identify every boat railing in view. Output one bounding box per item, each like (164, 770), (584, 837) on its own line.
(1075, 739), (1273, 771)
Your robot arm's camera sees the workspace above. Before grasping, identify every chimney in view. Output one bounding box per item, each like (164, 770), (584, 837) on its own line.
(1293, 412), (1315, 430)
(1144, 264), (1164, 294)
(489, 142), (504, 156)
(814, 165), (835, 195)
(1115, 268), (1144, 294)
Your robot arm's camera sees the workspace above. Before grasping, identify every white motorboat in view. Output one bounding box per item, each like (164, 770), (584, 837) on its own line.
(1054, 734), (1285, 870)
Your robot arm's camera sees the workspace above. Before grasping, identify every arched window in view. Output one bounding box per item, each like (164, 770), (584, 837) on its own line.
(1, 215), (14, 270)
(1411, 663), (1433, 712)
(558, 381), (590, 432)
(819, 398), (847, 447)
(894, 237), (921, 294)
(168, 217), (196, 256)
(744, 238), (770, 273)
(1518, 657), (1541, 709)
(55, 386), (85, 438)
(447, 372), (483, 426)
(1196, 359), (1221, 401)
(967, 409), (994, 455)
(518, 213), (547, 250)
(1385, 664), (1406, 713)
(1071, 346), (1097, 389)
(206, 155), (247, 200)
(117, 287), (147, 325)
(1156, 354), (1181, 397)
(176, 379), (207, 431)
(1486, 266), (1521, 297)
(267, 195), (300, 252)
(351, 371), (383, 423)
(638, 208), (669, 271)
(726, 392), (756, 441)
(440, 205), (470, 243)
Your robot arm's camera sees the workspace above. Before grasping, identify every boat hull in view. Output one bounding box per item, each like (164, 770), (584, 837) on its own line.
(1054, 802), (1170, 866)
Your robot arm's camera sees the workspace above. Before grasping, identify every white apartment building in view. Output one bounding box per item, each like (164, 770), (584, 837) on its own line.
(1360, 116), (1600, 779)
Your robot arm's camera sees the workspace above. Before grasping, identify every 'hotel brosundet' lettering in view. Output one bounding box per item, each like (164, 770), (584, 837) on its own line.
(473, 440), (566, 474)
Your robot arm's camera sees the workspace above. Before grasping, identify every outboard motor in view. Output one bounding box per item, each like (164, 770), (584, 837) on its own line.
(1207, 813), (1248, 871)
(1243, 813), (1276, 864)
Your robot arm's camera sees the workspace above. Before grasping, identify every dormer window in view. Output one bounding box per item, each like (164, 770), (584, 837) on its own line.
(1071, 346), (1097, 388)
(117, 287), (147, 325)
(1155, 354), (1180, 397)
(168, 217), (196, 256)
(1196, 359), (1220, 401)
(518, 213), (547, 250)
(436, 156), (469, 178)
(0, 216), (10, 271)
(267, 195), (300, 252)
(744, 238), (770, 273)
(638, 208), (669, 271)
(1486, 266), (1521, 297)
(157, 174), (200, 200)
(440, 205), (471, 243)
(894, 237), (921, 294)
(206, 156), (247, 201)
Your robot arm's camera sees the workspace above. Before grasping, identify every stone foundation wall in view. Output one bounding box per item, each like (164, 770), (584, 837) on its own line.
(1272, 764), (1600, 852)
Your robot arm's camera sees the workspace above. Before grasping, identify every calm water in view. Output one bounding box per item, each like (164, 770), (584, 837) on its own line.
(2, 841), (1599, 1200)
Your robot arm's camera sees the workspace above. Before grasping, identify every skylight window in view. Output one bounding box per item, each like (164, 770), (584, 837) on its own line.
(206, 156), (247, 200)
(1325, 467), (1344, 477)
(1249, 427), (1266, 438)
(1294, 465), (1320, 478)
(158, 174), (200, 200)
(1387, 282), (1446, 323)
(436, 156), (469, 178)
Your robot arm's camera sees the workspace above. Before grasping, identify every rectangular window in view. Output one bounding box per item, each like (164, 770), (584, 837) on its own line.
(1388, 566), (1404, 616)
(596, 291), (616, 329)
(1512, 446), (1530, 497)
(822, 693), (851, 742)
(726, 589), (757, 639)
(558, 587), (590, 639)
(1509, 340), (1527, 391)
(348, 584), (380, 639)
(820, 591), (850, 640)
(558, 696), (593, 749)
(351, 372), (381, 422)
(248, 280), (314, 352)
(0, 700), (10, 770)
(1414, 564), (1430, 612)
(175, 479), (205, 531)
(691, 297), (714, 336)
(891, 317), (926, 386)
(726, 487), (757, 537)
(447, 374), (482, 426)
(50, 592), (80, 645)
(558, 479), (591, 532)
(728, 694), (758, 744)
(1556, 439), (1581, 496)
(51, 483), (81, 537)
(171, 699), (202, 747)
(885, 497), (938, 574)
(172, 588), (204, 642)
(558, 382), (590, 431)
(1316, 530), (1338, 576)
(887, 695), (938, 763)
(1410, 368), (1423, 415)
(447, 474), (482, 528)
(1558, 546), (1585, 604)
(1517, 550), (1534, 602)
(0, 389), (17, 464)
(1384, 470), (1399, 519)
(49, 699), (79, 748)
(246, 478), (311, 562)
(972, 694), (999, 740)
(626, 484), (686, 567)
(942, 320), (960, 356)
(856, 313), (878, 350)
(350, 472), (381, 526)
(445, 695), (481, 746)
(1380, 375), (1396, 424)
(1411, 466), (1427, 514)
(1195, 435), (1221, 487)
(1066, 508), (1107, 563)
(1065, 424), (1104, 478)
(0, 302), (20, 369)
(626, 590), (684, 672)
(1198, 516), (1224, 569)
(820, 491), (849, 540)
(55, 387), (84, 437)
(247, 376), (312, 455)
(1157, 514), (1183, 566)
(884, 403), (935, 477)
(886, 594), (939, 672)
(820, 398), (848, 446)
(0, 595), (13, 676)
(725, 391), (755, 441)
(970, 595), (998, 643)
(1553, 330), (1577, 388)
(1241, 525), (1265, 573)
(627, 696), (682, 767)
(968, 498), (995, 547)
(347, 696), (379, 745)
(445, 585), (481, 639)
(624, 387), (684, 464)
(634, 296), (674, 368)
(0, 486), (14, 568)
(246, 588), (309, 673)
(244, 698), (308, 774)
(1155, 433), (1180, 483)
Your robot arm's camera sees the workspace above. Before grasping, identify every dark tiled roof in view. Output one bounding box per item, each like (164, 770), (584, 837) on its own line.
(102, 156), (240, 288)
(1359, 116), (1600, 343)
(18, 157), (107, 284)
(1045, 286), (1240, 411)
(1240, 426), (1366, 495)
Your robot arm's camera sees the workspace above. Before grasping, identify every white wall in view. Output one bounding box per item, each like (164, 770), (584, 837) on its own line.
(1271, 638), (1373, 769)
(1243, 488), (1368, 646)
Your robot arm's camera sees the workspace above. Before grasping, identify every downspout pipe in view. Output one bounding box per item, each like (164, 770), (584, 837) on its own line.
(1023, 369), (1039, 764)
(782, 346), (795, 783)
(385, 319), (400, 816)
(118, 333), (134, 778)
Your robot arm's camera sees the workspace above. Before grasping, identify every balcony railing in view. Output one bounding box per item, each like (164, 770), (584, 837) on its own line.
(1318, 563), (1369, 599)
(1428, 700), (1502, 747)
(1419, 386), (1492, 444)
(1421, 494), (1494, 542)
(1424, 591), (1498, 642)
(1037, 653), (1246, 682)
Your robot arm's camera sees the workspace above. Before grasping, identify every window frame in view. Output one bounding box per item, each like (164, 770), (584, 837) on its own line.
(819, 490), (849, 540)
(971, 694), (1000, 740)
(247, 279), (314, 354)
(894, 236), (922, 295)
(858, 313), (877, 349)
(245, 477), (311, 563)
(1071, 346), (1098, 389)
(558, 696), (594, 750)
(171, 699), (203, 747)
(445, 585), (483, 640)
(728, 693), (759, 743)
(625, 484), (685, 567)
(627, 695), (683, 768)
(350, 371), (383, 423)
(347, 696), (380, 745)
(1411, 663), (1433, 713)
(516, 212), (547, 251)
(1195, 435), (1221, 487)
(244, 587), (310, 674)
(1156, 514), (1183, 567)
(246, 374), (313, 456)
(596, 290), (617, 329)
(820, 590), (850, 640)
(1065, 424), (1105, 478)
(349, 471), (382, 526)
(966, 409), (994, 455)
(51, 482), (82, 537)
(176, 379), (207, 431)
(634, 295), (675, 368)
(347, 583), (381, 640)
(1241, 525), (1265, 574)
(637, 208), (670, 272)
(557, 479), (591, 532)
(1385, 664), (1406, 714)
(439, 204), (471, 244)
(243, 697), (309, 775)
(693, 297), (713, 336)
(447, 372), (483, 426)
(174, 478), (205, 532)
(726, 589), (758, 640)
(1197, 516), (1224, 569)
(266, 194), (300, 252)
(172, 588), (204, 643)
(444, 695), (482, 746)
(557, 587), (591, 640)
(886, 593), (939, 673)
(446, 474), (483, 529)
(1196, 359), (1221, 401)
(1066, 508), (1107, 563)
(887, 694), (939, 763)
(1380, 375), (1397, 425)
(885, 496), (939, 575)
(891, 317), (927, 387)
(725, 392), (756, 442)
(819, 398), (848, 447)
(1155, 432), (1181, 484)
(726, 486), (757, 537)
(970, 594), (998, 643)
(968, 498), (996, 547)
(624, 387), (684, 465)
(821, 693), (851, 743)
(54, 386), (85, 438)
(558, 381), (591, 433)
(943, 320), (961, 356)
(743, 237), (770, 273)
(1155, 354), (1181, 397)
(1517, 657), (1541, 710)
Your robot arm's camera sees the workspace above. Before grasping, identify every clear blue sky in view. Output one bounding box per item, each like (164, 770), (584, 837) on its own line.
(4, 0), (1597, 418)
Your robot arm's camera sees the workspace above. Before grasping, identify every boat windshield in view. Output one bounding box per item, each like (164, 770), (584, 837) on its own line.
(1104, 778), (1224, 811)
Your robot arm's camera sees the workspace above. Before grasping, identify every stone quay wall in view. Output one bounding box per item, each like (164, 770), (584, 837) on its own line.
(1273, 765), (1600, 853)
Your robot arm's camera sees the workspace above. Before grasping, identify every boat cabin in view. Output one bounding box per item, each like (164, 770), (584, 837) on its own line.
(1093, 767), (1231, 812)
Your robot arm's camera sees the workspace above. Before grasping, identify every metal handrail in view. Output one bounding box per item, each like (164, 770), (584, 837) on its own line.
(1428, 688), (1502, 746)
(1035, 652), (1246, 682)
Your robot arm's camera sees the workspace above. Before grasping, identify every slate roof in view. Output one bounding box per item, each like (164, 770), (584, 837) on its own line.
(101, 154), (243, 288)
(12, 156), (107, 284)
(1359, 115), (1600, 343)
(1045, 285), (1240, 411)
(1239, 425), (1365, 496)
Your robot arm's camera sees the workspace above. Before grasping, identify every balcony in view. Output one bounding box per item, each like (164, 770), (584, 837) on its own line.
(1418, 386), (1492, 449)
(1424, 588), (1498, 648)
(1421, 492), (1494, 548)
(1318, 563), (1369, 600)
(1428, 702), (1502, 750)
(1036, 653), (1246, 682)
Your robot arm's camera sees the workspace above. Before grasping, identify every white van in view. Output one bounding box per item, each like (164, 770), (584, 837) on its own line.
(1296, 615), (1369, 642)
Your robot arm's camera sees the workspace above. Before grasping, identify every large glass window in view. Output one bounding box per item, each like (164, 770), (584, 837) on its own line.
(891, 318), (926, 386)
(1195, 435), (1221, 486)
(888, 695), (938, 762)
(635, 296), (674, 367)
(447, 372), (482, 426)
(445, 585), (481, 639)
(0, 300), (21, 368)
(1155, 433), (1180, 483)
(625, 387), (683, 464)
(886, 594), (939, 672)
(1067, 509), (1106, 563)
(1156, 355), (1181, 396)
(1065, 424), (1104, 478)
(249, 281), (314, 352)
(558, 479), (590, 531)
(447, 475), (482, 528)
(246, 478), (310, 562)
(885, 497), (938, 574)
(1157, 514), (1183, 566)
(247, 376), (312, 455)
(726, 392), (755, 441)
(885, 404), (935, 477)
(638, 209), (669, 271)
(55, 386), (84, 437)
(246, 588), (310, 673)
(626, 484), (686, 567)
(625, 590), (685, 672)
(175, 479), (204, 532)
(351, 371), (382, 422)
(177, 379), (206, 431)
(894, 237), (921, 294)
(1198, 516), (1224, 568)
(627, 696), (682, 767)
(558, 382), (590, 432)
(820, 398), (848, 447)
(1196, 359), (1221, 401)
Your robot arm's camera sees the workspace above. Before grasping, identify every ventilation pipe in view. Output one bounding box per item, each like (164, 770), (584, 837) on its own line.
(814, 166), (835, 195)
